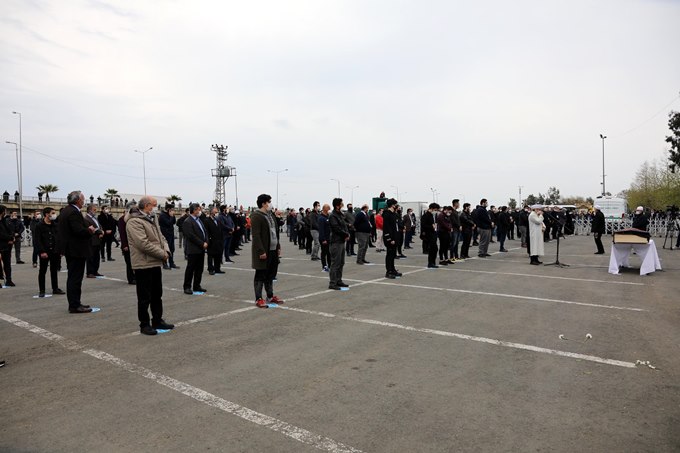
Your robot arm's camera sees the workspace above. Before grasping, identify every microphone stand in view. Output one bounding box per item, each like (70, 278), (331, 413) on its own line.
(544, 211), (569, 268)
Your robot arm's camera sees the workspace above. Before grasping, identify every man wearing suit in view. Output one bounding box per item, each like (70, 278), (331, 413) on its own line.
(182, 203), (208, 294)
(591, 205), (606, 254)
(382, 198), (402, 279)
(217, 205), (235, 263)
(421, 203), (440, 268)
(84, 204), (105, 278)
(98, 206), (117, 262)
(58, 191), (96, 313)
(403, 208), (416, 249)
(473, 199), (493, 257)
(0, 205), (16, 286)
(203, 207), (224, 275)
(158, 204), (179, 270)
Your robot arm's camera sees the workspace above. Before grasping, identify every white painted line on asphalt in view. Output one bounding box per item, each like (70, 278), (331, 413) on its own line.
(276, 306), (637, 369)
(0, 311), (363, 453)
(366, 280), (645, 312)
(391, 265), (646, 286)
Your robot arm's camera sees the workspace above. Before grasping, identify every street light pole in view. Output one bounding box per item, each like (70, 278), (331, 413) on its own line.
(430, 187), (437, 203)
(267, 168), (288, 208)
(330, 178), (340, 197)
(600, 134), (607, 196)
(346, 185), (359, 205)
(11, 111), (23, 218)
(518, 185), (523, 208)
(5, 141), (20, 214)
(134, 147), (153, 195)
(391, 185), (400, 200)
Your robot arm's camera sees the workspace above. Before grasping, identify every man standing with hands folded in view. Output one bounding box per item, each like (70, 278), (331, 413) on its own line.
(182, 203), (208, 294)
(126, 196), (174, 335)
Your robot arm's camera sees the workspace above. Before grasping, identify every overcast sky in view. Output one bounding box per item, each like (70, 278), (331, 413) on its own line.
(1, 0), (679, 209)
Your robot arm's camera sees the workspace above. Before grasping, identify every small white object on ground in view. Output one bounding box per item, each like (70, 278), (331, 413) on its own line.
(585, 333), (592, 339)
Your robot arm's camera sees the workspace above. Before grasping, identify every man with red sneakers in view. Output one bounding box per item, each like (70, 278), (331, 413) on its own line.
(251, 194), (283, 308)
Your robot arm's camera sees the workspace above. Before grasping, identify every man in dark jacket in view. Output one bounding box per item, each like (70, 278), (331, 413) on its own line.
(182, 203), (209, 294)
(459, 203), (476, 259)
(84, 204), (104, 278)
(496, 206), (511, 252)
(354, 204), (372, 265)
(8, 211), (25, 264)
(29, 210), (41, 267)
(632, 206), (649, 231)
(34, 207), (65, 297)
(251, 194), (283, 307)
(0, 205), (16, 286)
(58, 191), (96, 313)
(98, 206), (117, 262)
(518, 206), (530, 248)
(159, 204), (179, 270)
(403, 208), (416, 249)
(592, 205), (606, 254)
(119, 202), (137, 284)
(217, 205), (235, 263)
(421, 203), (440, 268)
(318, 204), (331, 272)
(309, 201), (321, 261)
(203, 207), (224, 275)
(382, 199), (402, 278)
(328, 198), (350, 290)
(345, 203), (357, 257)
(473, 199), (493, 257)
(450, 199), (462, 260)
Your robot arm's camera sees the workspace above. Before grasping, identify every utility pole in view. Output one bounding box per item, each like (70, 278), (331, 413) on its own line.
(134, 147), (153, 195)
(12, 112), (23, 218)
(211, 144), (233, 206)
(518, 185), (523, 208)
(600, 134), (607, 196)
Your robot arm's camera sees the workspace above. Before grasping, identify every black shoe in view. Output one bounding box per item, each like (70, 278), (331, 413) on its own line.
(209, 271), (215, 275)
(404, 246), (412, 249)
(152, 319), (174, 330)
(439, 260), (449, 265)
(224, 259), (234, 263)
(214, 270), (225, 274)
(16, 260), (25, 264)
(427, 264), (439, 269)
(194, 287), (208, 293)
(171, 265), (180, 269)
(530, 261), (540, 265)
(483, 254), (492, 257)
(362, 260), (370, 264)
(184, 288), (193, 295)
(329, 285), (341, 290)
(385, 273), (396, 279)
(537, 261), (543, 264)
(129, 280), (136, 285)
(5, 281), (15, 287)
(101, 258), (106, 263)
(472, 242), (479, 246)
(81, 304), (91, 309)
(95, 273), (104, 277)
(399, 254), (407, 258)
(311, 257), (320, 261)
(163, 265), (171, 270)
(107, 258), (115, 261)
(69, 306), (92, 314)
(231, 253), (240, 256)
(52, 288), (65, 295)
(0, 360), (5, 368)
(594, 251), (605, 255)
(38, 292), (45, 298)
(500, 248), (508, 252)
(140, 326), (158, 335)
(338, 282), (349, 287)
(394, 271), (402, 277)
(356, 261), (364, 265)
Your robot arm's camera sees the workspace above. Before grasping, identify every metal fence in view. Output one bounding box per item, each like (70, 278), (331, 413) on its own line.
(572, 218), (677, 237)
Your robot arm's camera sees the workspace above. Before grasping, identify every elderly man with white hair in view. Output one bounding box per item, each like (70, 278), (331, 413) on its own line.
(591, 205), (606, 254)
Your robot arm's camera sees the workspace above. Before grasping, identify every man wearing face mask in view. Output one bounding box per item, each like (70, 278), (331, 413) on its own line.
(85, 204), (105, 278)
(328, 198), (350, 290)
(0, 205), (16, 286)
(126, 196), (174, 335)
(29, 210), (42, 268)
(34, 207), (65, 297)
(98, 206), (118, 262)
(8, 211), (25, 264)
(182, 203), (209, 294)
(309, 201), (321, 261)
(421, 203), (440, 268)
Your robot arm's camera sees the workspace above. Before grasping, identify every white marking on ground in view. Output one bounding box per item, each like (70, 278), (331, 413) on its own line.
(276, 306), (637, 368)
(0, 311), (363, 453)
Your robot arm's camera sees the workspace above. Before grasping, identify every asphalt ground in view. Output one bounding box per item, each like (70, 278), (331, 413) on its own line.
(1, 234), (679, 452)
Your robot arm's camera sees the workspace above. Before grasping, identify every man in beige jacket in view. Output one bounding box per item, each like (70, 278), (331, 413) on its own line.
(126, 196), (174, 335)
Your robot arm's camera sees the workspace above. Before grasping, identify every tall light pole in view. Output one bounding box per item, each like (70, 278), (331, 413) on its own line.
(134, 147), (153, 195)
(390, 185), (400, 200)
(5, 141), (21, 216)
(518, 185), (523, 208)
(599, 134), (607, 196)
(346, 185), (359, 205)
(267, 168), (288, 208)
(430, 187), (437, 203)
(11, 111), (23, 218)
(330, 178), (340, 197)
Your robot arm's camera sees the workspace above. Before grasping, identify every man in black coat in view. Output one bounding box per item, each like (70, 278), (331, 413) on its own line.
(382, 199), (402, 278)
(353, 204), (372, 265)
(182, 203), (208, 294)
(632, 206), (649, 231)
(34, 207), (65, 297)
(592, 205), (606, 254)
(473, 199), (493, 257)
(203, 207), (224, 275)
(0, 205), (16, 286)
(58, 191), (96, 313)
(98, 206), (117, 262)
(421, 203), (440, 268)
(328, 198), (350, 290)
(84, 204), (105, 278)
(159, 204), (179, 270)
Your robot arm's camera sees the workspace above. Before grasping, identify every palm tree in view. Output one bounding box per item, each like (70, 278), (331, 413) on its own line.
(36, 184), (58, 202)
(104, 188), (119, 201)
(167, 194), (182, 207)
